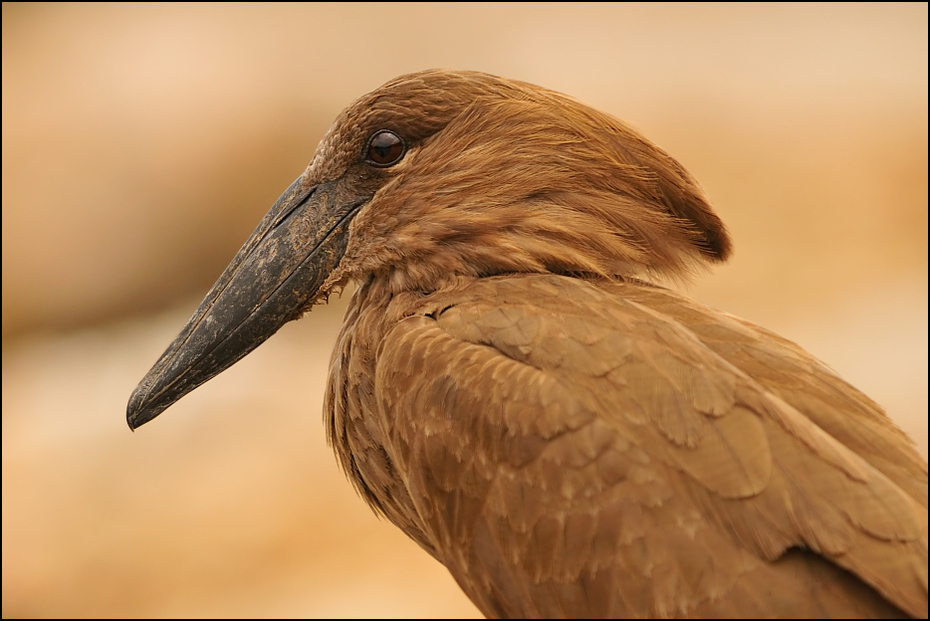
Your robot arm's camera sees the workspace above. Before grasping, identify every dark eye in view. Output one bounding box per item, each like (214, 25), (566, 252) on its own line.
(366, 130), (406, 166)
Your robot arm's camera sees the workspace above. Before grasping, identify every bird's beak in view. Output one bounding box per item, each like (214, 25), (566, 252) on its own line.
(127, 176), (368, 430)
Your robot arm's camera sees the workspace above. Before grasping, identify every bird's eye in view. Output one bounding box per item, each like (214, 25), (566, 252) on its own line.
(366, 130), (406, 167)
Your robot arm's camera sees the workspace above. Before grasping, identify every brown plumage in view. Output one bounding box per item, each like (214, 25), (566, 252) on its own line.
(127, 70), (928, 618)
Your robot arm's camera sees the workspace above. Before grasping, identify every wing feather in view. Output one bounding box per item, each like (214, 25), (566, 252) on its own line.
(353, 274), (926, 617)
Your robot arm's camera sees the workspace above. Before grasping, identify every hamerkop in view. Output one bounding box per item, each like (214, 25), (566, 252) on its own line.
(127, 70), (928, 618)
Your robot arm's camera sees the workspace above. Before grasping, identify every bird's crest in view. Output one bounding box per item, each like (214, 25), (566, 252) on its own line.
(308, 70), (731, 299)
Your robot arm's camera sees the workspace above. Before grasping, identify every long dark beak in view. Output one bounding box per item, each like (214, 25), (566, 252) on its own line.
(127, 176), (367, 430)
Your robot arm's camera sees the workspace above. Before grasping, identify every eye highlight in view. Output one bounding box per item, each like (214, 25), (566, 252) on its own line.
(366, 130), (406, 167)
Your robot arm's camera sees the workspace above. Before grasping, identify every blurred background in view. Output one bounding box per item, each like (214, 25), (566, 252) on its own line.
(2, 3), (926, 617)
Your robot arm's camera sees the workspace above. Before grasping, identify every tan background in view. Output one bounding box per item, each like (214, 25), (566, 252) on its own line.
(2, 3), (926, 618)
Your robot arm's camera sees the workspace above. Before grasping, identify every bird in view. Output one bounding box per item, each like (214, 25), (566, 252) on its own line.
(127, 70), (928, 618)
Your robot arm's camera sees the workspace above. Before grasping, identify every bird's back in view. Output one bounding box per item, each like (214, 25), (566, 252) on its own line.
(326, 273), (928, 618)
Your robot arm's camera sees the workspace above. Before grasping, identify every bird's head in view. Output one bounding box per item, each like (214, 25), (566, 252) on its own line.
(127, 69), (731, 429)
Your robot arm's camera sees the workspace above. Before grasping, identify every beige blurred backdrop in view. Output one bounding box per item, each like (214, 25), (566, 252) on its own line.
(2, 3), (927, 618)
